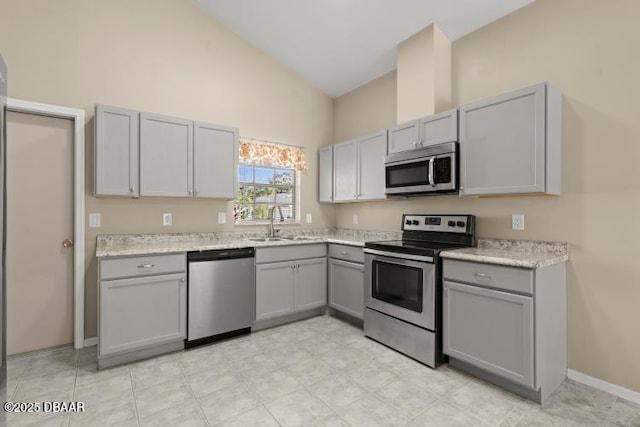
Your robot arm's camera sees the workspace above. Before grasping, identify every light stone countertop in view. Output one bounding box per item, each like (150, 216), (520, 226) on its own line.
(441, 238), (568, 269)
(96, 228), (400, 258)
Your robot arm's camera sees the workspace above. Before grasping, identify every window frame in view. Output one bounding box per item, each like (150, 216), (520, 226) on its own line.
(234, 163), (299, 224)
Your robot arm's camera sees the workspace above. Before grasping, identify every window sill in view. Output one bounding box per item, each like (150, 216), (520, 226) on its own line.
(233, 221), (302, 227)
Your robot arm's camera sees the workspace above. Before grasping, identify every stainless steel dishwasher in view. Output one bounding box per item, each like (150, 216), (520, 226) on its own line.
(186, 247), (255, 348)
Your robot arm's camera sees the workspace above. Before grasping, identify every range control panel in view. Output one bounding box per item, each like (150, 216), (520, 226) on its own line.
(402, 214), (473, 233)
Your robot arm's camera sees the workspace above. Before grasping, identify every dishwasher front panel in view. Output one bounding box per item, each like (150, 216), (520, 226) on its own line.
(188, 257), (254, 341)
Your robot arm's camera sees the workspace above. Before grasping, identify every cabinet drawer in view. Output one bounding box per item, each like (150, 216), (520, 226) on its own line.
(256, 244), (326, 264)
(100, 254), (186, 280)
(443, 259), (533, 295)
(328, 244), (364, 263)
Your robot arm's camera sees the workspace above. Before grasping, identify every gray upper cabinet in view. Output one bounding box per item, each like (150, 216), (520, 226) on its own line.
(318, 145), (333, 202)
(357, 130), (387, 200)
(459, 83), (561, 196)
(332, 131), (387, 202)
(387, 120), (419, 154)
(140, 113), (193, 197)
(418, 109), (458, 148)
(193, 122), (238, 199)
(94, 105), (139, 197)
(333, 139), (358, 202)
(388, 109), (458, 154)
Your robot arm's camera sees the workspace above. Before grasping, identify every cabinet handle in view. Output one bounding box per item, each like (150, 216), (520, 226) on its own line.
(473, 272), (491, 281)
(130, 186), (136, 193)
(180, 277), (185, 283)
(194, 189), (199, 196)
(138, 264), (154, 269)
(341, 251), (349, 256)
(188, 189), (193, 196)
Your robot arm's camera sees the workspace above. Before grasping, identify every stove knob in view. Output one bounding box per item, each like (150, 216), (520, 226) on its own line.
(405, 220), (411, 225)
(411, 220), (419, 225)
(447, 221), (456, 227)
(457, 221), (466, 228)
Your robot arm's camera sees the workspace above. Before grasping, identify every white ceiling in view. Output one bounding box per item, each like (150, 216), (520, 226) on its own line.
(193, 0), (534, 98)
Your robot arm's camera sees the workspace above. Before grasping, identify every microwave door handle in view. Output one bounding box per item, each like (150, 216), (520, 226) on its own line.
(428, 157), (435, 187)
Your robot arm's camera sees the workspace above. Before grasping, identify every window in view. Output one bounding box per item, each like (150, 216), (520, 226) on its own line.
(234, 138), (306, 224)
(234, 164), (297, 223)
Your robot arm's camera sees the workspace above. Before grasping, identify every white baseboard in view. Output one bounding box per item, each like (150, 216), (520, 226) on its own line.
(84, 337), (97, 347)
(568, 369), (640, 404)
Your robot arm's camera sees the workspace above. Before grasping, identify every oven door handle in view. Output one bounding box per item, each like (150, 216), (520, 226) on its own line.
(364, 248), (434, 263)
(428, 157), (435, 187)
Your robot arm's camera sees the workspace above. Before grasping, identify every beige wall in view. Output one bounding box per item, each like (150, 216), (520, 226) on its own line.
(333, 0), (640, 392)
(0, 0), (334, 339)
(333, 71), (397, 143)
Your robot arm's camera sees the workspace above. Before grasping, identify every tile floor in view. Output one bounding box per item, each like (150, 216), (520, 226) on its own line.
(6, 314), (640, 427)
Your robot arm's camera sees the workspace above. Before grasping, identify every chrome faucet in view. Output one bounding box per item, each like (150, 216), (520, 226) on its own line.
(268, 206), (284, 238)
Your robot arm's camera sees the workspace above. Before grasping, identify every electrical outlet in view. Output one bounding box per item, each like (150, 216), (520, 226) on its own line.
(217, 212), (226, 224)
(305, 213), (312, 224)
(353, 214), (359, 225)
(163, 213), (173, 226)
(89, 213), (101, 228)
(512, 214), (525, 230)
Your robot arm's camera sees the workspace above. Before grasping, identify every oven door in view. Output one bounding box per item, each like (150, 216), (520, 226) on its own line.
(364, 249), (435, 330)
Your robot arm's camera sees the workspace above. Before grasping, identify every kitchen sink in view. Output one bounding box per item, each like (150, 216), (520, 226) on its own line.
(248, 237), (284, 242)
(280, 236), (319, 241)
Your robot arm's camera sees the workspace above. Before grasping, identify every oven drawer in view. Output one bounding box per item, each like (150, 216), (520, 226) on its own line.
(328, 244), (364, 263)
(443, 259), (533, 295)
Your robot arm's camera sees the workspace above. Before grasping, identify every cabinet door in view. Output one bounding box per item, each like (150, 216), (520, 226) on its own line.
(94, 105), (139, 197)
(140, 113), (193, 197)
(418, 109), (458, 147)
(294, 258), (327, 312)
(318, 145), (333, 202)
(387, 120), (419, 154)
(193, 122), (238, 199)
(459, 84), (546, 196)
(99, 273), (186, 357)
(328, 259), (364, 319)
(443, 280), (534, 388)
(333, 139), (357, 201)
(357, 131), (387, 201)
(255, 261), (294, 321)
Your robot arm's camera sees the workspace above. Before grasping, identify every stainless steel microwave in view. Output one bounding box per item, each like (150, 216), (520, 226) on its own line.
(384, 142), (458, 196)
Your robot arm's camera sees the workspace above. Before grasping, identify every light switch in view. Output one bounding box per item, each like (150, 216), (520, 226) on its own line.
(163, 213), (173, 226)
(305, 213), (312, 224)
(89, 213), (101, 228)
(218, 212), (226, 224)
(353, 214), (359, 225)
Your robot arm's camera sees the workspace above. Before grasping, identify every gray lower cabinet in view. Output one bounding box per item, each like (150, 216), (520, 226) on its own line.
(98, 254), (187, 368)
(443, 259), (567, 403)
(255, 261), (294, 320)
(94, 105), (139, 197)
(255, 245), (327, 322)
(328, 258), (364, 319)
(459, 82), (561, 196)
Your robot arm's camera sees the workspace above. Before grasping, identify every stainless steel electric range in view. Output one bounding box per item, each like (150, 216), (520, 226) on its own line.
(364, 214), (476, 367)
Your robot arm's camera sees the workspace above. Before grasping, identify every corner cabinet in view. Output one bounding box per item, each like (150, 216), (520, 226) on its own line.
(318, 145), (334, 202)
(459, 83), (561, 196)
(94, 105), (139, 197)
(255, 245), (327, 322)
(332, 130), (387, 202)
(442, 258), (566, 404)
(387, 109), (458, 154)
(98, 254), (187, 368)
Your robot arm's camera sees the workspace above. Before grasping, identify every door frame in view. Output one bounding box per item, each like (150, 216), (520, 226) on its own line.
(6, 98), (85, 349)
